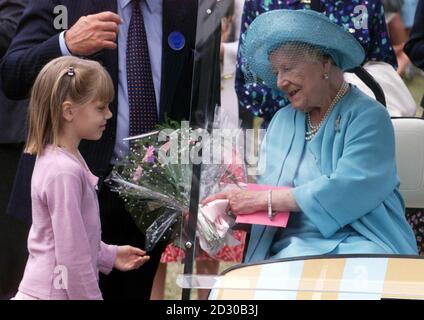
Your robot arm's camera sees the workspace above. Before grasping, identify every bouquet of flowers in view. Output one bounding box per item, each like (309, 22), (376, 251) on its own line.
(106, 117), (246, 256)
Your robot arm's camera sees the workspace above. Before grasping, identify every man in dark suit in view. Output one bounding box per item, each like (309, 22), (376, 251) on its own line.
(405, 0), (424, 70)
(0, 0), (27, 57)
(0, 0), (203, 300)
(0, 0), (29, 300)
(404, 0), (424, 110)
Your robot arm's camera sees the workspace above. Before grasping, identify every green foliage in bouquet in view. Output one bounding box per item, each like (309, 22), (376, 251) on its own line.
(108, 118), (194, 249)
(107, 116), (246, 253)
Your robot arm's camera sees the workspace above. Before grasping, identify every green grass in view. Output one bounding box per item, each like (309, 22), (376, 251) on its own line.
(403, 69), (424, 116)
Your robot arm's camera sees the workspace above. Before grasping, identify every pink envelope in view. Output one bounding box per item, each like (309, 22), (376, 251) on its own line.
(235, 183), (291, 227)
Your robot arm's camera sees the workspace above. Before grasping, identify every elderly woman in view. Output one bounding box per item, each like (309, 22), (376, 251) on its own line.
(236, 0), (401, 128)
(204, 10), (418, 263)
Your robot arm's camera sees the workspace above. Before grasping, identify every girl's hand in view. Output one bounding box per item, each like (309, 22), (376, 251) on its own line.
(201, 190), (268, 215)
(114, 245), (150, 271)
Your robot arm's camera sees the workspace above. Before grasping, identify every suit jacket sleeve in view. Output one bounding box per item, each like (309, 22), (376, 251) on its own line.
(0, 0), (28, 58)
(0, 0), (62, 99)
(404, 0), (424, 70)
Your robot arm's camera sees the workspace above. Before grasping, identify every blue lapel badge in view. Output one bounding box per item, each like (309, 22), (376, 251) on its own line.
(168, 31), (185, 51)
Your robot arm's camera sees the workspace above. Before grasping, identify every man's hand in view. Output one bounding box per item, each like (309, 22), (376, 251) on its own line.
(64, 11), (122, 56)
(114, 245), (150, 272)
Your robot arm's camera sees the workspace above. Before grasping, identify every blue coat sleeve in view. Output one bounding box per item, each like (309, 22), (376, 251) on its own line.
(292, 106), (399, 238)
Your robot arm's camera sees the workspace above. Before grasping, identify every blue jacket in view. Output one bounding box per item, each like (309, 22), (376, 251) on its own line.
(245, 87), (418, 262)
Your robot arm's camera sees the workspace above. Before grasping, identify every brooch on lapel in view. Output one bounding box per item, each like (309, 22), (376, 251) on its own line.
(335, 115), (341, 133)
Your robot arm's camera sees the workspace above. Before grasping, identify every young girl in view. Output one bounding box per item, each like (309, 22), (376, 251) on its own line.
(13, 56), (149, 300)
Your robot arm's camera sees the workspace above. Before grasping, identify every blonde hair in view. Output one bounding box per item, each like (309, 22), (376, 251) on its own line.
(25, 56), (114, 155)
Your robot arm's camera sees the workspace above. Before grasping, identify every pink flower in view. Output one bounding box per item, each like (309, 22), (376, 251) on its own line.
(132, 165), (143, 182)
(143, 146), (156, 163)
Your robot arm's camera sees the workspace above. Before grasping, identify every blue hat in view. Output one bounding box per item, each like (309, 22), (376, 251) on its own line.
(241, 9), (365, 91)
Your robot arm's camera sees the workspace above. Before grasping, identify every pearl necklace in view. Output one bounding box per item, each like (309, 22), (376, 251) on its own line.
(305, 81), (349, 141)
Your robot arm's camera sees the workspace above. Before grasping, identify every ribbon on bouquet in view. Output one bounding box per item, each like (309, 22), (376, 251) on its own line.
(199, 184), (291, 232)
(196, 199), (239, 255)
(198, 199), (232, 238)
(195, 185), (291, 255)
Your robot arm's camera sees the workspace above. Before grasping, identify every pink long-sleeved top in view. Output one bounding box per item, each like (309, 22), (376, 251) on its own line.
(18, 145), (117, 300)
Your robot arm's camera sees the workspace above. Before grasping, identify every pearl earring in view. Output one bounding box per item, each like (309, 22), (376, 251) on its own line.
(323, 73), (329, 80)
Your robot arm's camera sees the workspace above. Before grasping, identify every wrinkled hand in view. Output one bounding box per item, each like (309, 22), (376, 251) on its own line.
(114, 245), (150, 272)
(201, 190), (267, 215)
(64, 11), (122, 56)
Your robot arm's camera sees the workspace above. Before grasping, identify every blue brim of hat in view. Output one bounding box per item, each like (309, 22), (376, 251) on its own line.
(241, 9), (365, 91)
